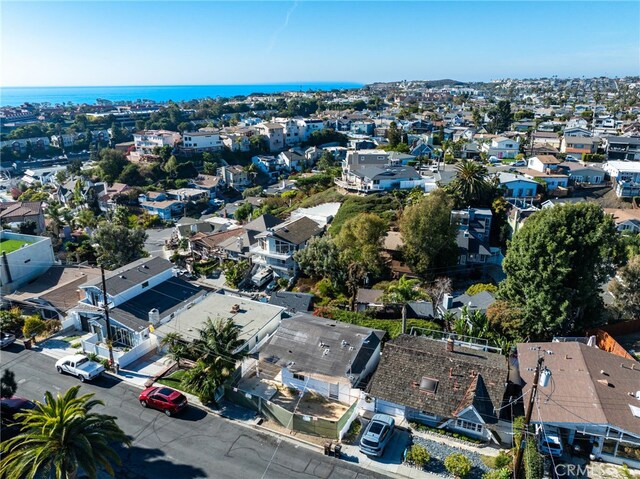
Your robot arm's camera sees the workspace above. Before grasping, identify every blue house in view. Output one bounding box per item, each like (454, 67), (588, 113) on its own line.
(496, 172), (539, 200)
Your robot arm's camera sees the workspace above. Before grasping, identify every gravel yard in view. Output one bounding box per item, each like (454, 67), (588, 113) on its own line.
(410, 436), (492, 479)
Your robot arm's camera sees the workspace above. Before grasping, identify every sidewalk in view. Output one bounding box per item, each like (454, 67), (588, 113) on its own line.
(36, 331), (96, 360)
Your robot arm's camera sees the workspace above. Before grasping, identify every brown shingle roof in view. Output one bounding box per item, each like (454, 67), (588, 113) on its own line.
(517, 342), (640, 436)
(368, 335), (509, 423)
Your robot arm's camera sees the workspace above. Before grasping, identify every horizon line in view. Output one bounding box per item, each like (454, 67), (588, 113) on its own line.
(1, 81), (365, 89)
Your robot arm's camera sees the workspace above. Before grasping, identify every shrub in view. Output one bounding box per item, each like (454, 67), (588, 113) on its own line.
(22, 315), (46, 339)
(0, 308), (24, 335)
(494, 451), (512, 470)
(44, 319), (61, 335)
(70, 342), (81, 348)
(483, 468), (511, 479)
(445, 453), (473, 479)
(524, 439), (543, 479)
(466, 283), (498, 296)
(342, 419), (362, 444)
(406, 444), (431, 467)
(316, 278), (337, 298)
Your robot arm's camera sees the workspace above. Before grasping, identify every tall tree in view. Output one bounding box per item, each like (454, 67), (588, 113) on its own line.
(0, 386), (130, 479)
(97, 149), (129, 185)
(399, 190), (459, 280)
(181, 357), (229, 405)
(450, 159), (489, 206)
(334, 212), (388, 277)
(387, 121), (402, 148)
(93, 223), (148, 269)
(500, 203), (624, 339)
(487, 100), (513, 133)
(293, 236), (345, 287)
(0, 369), (17, 398)
(609, 255), (640, 321)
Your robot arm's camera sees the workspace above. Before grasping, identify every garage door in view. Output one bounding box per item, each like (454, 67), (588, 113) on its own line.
(375, 399), (405, 417)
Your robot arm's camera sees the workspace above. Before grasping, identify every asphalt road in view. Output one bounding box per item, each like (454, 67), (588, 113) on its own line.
(1, 346), (386, 479)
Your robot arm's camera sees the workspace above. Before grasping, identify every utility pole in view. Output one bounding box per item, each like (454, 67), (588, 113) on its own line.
(100, 265), (115, 367)
(514, 356), (544, 479)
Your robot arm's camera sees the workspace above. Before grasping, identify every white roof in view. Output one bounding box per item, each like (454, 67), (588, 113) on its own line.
(605, 161), (640, 173)
(496, 172), (539, 185)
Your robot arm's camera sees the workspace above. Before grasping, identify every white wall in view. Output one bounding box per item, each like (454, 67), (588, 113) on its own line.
(281, 368), (360, 405)
(0, 233), (55, 294)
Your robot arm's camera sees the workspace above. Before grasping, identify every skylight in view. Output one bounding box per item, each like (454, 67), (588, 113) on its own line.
(420, 377), (439, 394)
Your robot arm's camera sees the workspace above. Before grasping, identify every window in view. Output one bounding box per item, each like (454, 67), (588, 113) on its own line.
(292, 373), (305, 381)
(141, 281), (149, 288)
(455, 419), (483, 433)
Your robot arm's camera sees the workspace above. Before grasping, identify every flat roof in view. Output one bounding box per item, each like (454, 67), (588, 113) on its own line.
(154, 292), (284, 343)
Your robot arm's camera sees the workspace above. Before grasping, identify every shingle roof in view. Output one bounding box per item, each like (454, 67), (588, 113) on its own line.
(258, 216), (322, 245)
(0, 201), (43, 220)
(269, 292), (314, 312)
(368, 335), (509, 424)
(82, 257), (174, 296)
(259, 313), (385, 384)
(517, 342), (640, 436)
(245, 214), (282, 233)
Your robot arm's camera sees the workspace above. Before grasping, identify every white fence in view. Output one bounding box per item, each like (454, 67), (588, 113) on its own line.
(81, 334), (159, 368)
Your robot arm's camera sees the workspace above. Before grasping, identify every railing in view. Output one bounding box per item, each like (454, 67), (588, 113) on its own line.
(408, 327), (503, 355)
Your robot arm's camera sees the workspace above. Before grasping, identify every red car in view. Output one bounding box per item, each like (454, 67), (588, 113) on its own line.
(138, 387), (187, 416)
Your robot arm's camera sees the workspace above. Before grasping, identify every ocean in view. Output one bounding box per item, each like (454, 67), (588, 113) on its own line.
(0, 82), (363, 107)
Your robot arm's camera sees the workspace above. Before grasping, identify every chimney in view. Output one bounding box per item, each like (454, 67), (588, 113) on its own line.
(442, 293), (453, 310)
(1, 252), (12, 284)
(148, 308), (160, 325)
(446, 338), (454, 352)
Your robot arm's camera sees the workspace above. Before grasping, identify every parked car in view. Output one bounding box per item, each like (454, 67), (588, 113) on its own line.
(1, 397), (36, 425)
(429, 164), (439, 173)
(513, 159), (527, 167)
(537, 425), (564, 457)
(55, 354), (105, 382)
(359, 414), (395, 457)
(265, 280), (278, 293)
(489, 156), (501, 164)
(0, 332), (16, 348)
(139, 386), (187, 416)
(1, 397), (37, 440)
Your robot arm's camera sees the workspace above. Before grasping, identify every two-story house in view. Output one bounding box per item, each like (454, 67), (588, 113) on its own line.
(496, 172), (539, 200)
(254, 122), (285, 152)
(218, 165), (251, 190)
(133, 130), (181, 155)
(603, 136), (640, 162)
(251, 155), (288, 180)
(604, 161), (640, 198)
(561, 136), (598, 157)
(69, 257), (206, 366)
(250, 216), (322, 279)
(451, 208), (501, 266)
(337, 165), (427, 193)
(278, 149), (307, 172)
(181, 129), (223, 152)
(482, 136), (520, 159)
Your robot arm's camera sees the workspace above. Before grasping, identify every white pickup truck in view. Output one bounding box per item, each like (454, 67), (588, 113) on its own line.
(55, 354), (105, 382)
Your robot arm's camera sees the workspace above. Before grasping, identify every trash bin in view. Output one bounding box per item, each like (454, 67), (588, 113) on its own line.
(23, 338), (32, 349)
(333, 444), (342, 459)
(324, 442), (332, 456)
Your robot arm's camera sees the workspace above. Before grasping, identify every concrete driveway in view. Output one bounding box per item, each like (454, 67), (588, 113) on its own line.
(341, 418), (413, 475)
(144, 227), (174, 258)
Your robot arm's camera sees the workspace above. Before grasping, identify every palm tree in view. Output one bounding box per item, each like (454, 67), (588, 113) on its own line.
(452, 159), (489, 205)
(0, 386), (130, 479)
(383, 275), (429, 335)
(181, 357), (230, 405)
(194, 317), (246, 367)
(160, 332), (191, 367)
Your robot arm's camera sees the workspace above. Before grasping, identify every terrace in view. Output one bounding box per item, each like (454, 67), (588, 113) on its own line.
(0, 238), (31, 254)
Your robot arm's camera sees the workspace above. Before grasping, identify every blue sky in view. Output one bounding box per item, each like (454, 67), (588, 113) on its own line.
(1, 1), (639, 86)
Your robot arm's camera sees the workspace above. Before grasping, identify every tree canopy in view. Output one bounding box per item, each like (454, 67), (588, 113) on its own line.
(499, 203), (624, 339)
(93, 223), (148, 269)
(399, 190), (459, 280)
(334, 212), (388, 278)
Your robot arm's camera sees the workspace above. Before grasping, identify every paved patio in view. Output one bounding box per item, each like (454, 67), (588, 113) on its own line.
(36, 331), (96, 360)
(116, 354), (170, 387)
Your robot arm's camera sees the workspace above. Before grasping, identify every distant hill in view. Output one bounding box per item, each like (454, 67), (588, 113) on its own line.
(366, 79), (467, 89)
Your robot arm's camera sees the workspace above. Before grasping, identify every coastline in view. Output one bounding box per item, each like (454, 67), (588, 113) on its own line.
(0, 82), (363, 107)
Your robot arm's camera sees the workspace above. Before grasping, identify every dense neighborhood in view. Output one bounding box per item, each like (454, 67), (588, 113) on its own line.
(1, 76), (640, 479)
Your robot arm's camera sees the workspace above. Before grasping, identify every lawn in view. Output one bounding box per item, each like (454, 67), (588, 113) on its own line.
(157, 369), (187, 389)
(0, 239), (31, 254)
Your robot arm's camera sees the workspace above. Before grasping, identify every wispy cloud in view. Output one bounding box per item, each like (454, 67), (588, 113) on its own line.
(267, 0), (299, 54)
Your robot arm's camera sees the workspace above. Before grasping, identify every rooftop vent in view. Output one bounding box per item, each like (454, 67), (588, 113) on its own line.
(119, 275), (125, 279)
(323, 349), (330, 356)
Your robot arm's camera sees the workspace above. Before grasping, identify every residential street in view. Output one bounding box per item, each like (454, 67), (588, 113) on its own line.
(1, 345), (386, 479)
